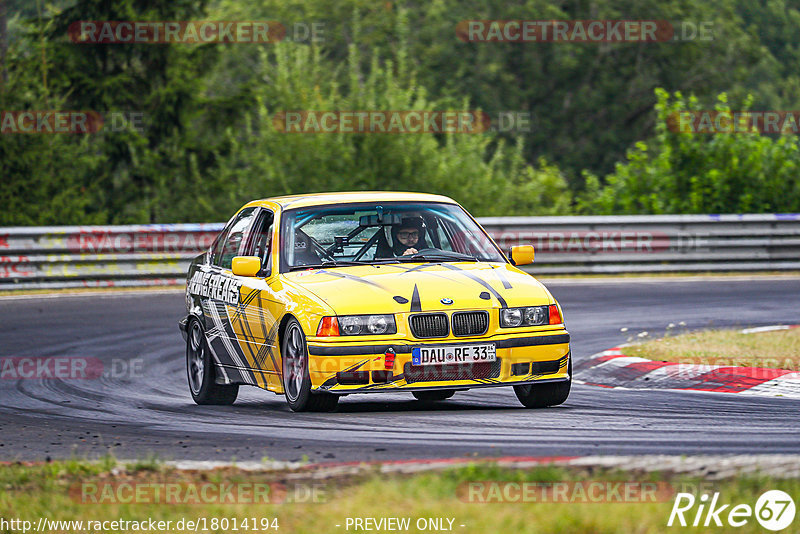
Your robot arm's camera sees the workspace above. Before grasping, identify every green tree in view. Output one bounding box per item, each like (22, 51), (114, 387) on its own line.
(0, 5), (107, 225)
(209, 0), (770, 187)
(206, 32), (572, 218)
(578, 88), (800, 214)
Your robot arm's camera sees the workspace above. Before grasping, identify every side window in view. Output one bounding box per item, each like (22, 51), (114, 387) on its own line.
(209, 229), (229, 264)
(247, 210), (275, 276)
(213, 207), (257, 269)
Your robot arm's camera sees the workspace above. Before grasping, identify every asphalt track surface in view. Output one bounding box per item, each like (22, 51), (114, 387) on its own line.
(1, 278), (799, 463)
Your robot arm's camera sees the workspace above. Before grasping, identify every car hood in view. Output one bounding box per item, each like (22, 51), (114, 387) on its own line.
(281, 262), (553, 315)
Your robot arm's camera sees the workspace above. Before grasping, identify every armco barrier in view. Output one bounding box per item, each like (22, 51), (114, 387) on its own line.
(481, 213), (800, 275)
(1, 214), (799, 289)
(0, 224), (223, 290)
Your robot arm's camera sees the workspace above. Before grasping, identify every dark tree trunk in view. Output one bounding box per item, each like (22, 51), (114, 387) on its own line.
(0, 0), (7, 86)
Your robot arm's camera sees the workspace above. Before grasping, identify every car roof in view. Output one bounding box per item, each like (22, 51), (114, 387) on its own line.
(245, 191), (458, 210)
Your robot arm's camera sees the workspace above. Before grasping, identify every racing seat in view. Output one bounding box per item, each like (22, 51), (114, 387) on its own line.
(292, 229), (321, 266)
(374, 228), (394, 258)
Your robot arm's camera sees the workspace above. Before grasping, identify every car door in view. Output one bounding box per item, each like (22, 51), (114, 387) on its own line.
(224, 208), (285, 391)
(202, 206), (259, 385)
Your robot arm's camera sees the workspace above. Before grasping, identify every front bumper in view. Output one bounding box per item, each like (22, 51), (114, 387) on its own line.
(306, 331), (570, 393)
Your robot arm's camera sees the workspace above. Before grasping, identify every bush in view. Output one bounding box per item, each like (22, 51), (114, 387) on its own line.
(578, 88), (800, 214)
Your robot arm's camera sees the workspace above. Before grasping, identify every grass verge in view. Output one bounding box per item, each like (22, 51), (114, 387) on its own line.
(626, 327), (800, 370)
(0, 459), (798, 533)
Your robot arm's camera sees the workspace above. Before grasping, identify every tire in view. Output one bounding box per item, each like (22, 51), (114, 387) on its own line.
(186, 318), (239, 405)
(281, 318), (339, 412)
(412, 390), (456, 401)
(513, 357), (571, 408)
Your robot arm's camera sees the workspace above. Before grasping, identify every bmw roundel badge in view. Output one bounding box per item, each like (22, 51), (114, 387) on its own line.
(441, 298), (454, 305)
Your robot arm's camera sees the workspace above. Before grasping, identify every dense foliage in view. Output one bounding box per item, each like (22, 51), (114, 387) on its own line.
(1, 0), (800, 224)
(579, 90), (800, 214)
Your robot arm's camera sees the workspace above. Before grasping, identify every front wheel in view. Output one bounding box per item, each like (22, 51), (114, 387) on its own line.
(412, 390), (455, 401)
(186, 319), (238, 405)
(513, 358), (571, 408)
(282, 319), (339, 412)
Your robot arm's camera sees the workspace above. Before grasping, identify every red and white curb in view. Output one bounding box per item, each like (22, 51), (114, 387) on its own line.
(575, 326), (800, 398)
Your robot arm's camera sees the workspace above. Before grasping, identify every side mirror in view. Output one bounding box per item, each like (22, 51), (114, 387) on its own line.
(509, 245), (535, 266)
(232, 256), (262, 277)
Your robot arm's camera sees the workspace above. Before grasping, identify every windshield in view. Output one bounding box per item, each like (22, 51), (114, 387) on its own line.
(280, 202), (506, 271)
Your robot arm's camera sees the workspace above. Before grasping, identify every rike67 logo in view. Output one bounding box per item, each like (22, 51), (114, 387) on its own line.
(668, 490), (796, 531)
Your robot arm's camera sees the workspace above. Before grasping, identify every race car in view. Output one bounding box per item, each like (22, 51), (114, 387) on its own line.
(179, 192), (571, 411)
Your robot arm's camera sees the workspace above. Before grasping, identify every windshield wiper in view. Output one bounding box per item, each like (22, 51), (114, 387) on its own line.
(288, 260), (397, 271)
(366, 258), (403, 264)
(398, 252), (479, 262)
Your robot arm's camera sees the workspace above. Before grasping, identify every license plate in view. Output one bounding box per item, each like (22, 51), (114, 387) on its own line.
(411, 344), (496, 366)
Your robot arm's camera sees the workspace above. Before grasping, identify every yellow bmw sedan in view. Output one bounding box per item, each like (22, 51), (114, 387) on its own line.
(179, 192), (571, 412)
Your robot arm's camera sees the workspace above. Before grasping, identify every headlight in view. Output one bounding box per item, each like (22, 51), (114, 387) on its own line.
(500, 305), (555, 328)
(339, 316), (362, 335)
(316, 315), (397, 336)
(500, 308), (524, 327)
(367, 314), (391, 334)
(525, 306), (547, 325)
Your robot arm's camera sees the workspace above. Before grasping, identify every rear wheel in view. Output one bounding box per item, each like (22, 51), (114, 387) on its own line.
(186, 319), (238, 405)
(412, 390), (456, 401)
(282, 319), (339, 412)
(513, 358), (571, 408)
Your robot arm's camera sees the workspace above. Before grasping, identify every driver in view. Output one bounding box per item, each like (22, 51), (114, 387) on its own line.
(391, 217), (428, 256)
